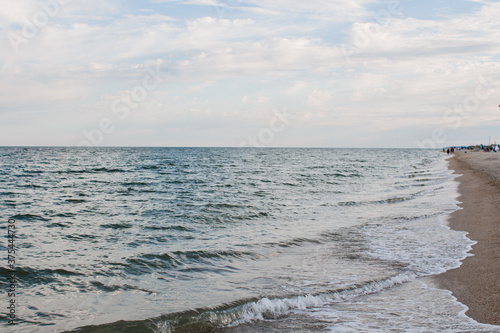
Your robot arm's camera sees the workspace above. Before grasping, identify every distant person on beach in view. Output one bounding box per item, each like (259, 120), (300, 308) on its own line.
(447, 148), (450, 155)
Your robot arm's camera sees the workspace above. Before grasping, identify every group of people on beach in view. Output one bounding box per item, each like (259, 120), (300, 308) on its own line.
(442, 144), (500, 155)
(480, 145), (499, 152)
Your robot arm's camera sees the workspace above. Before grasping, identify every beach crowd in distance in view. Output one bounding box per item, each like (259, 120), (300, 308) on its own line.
(443, 144), (500, 154)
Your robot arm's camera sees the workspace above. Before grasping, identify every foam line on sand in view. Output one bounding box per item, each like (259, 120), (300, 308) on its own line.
(436, 151), (500, 325)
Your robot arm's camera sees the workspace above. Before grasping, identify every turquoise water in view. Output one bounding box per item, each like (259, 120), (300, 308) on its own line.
(1, 147), (498, 332)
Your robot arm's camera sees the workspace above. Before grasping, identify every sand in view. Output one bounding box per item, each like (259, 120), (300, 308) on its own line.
(436, 151), (500, 325)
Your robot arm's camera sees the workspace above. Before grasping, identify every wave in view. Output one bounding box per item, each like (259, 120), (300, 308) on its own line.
(91, 167), (127, 173)
(337, 187), (442, 207)
(0, 266), (85, 283)
(18, 183), (45, 188)
(89, 281), (154, 294)
(204, 203), (247, 209)
(122, 181), (151, 186)
(120, 249), (260, 275)
(54, 212), (77, 218)
(54, 170), (86, 174)
(322, 172), (361, 178)
(263, 237), (323, 248)
(101, 223), (133, 229)
(64, 234), (99, 241)
(140, 165), (159, 170)
(143, 225), (194, 232)
(71, 272), (417, 333)
(47, 222), (72, 228)
(337, 190), (426, 207)
(10, 214), (49, 221)
(0, 191), (19, 196)
(64, 198), (88, 203)
(21, 169), (45, 174)
(49, 167), (128, 174)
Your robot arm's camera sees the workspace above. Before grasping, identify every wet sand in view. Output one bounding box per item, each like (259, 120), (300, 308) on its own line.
(436, 151), (500, 325)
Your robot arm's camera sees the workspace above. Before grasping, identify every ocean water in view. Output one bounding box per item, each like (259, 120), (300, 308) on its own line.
(1, 147), (499, 332)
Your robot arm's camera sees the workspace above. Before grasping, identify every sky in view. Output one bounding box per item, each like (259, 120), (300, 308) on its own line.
(1, 0), (499, 148)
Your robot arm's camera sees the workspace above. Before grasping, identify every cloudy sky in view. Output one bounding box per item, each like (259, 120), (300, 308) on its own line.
(1, 0), (499, 147)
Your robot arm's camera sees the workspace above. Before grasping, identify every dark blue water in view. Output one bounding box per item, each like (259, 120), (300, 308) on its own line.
(1, 147), (498, 332)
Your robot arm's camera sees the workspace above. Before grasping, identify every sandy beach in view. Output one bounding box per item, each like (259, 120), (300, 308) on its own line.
(436, 151), (500, 325)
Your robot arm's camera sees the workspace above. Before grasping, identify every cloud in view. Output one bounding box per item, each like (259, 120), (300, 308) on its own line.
(247, 0), (376, 15)
(153, 0), (219, 5)
(0, 0), (39, 26)
(308, 90), (331, 108)
(344, 2), (500, 62)
(154, 0), (377, 20)
(174, 37), (345, 81)
(222, 0), (379, 21)
(286, 81), (308, 95)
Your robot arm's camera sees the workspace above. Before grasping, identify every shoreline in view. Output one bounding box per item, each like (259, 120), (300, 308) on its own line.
(435, 151), (500, 325)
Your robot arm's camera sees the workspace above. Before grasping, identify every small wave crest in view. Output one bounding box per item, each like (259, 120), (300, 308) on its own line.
(337, 190), (427, 207)
(121, 249), (259, 276)
(76, 272), (417, 333)
(214, 272), (416, 328)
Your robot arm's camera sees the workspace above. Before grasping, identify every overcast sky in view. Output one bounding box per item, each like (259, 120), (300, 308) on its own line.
(1, 0), (499, 148)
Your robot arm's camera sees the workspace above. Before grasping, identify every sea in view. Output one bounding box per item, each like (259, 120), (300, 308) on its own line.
(1, 147), (499, 333)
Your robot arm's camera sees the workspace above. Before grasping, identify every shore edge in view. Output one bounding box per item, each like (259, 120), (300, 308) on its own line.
(435, 152), (500, 325)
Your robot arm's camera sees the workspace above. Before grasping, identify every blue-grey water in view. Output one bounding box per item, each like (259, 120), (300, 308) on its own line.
(1, 147), (499, 332)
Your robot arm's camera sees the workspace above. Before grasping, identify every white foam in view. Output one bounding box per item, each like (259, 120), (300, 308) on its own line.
(363, 214), (475, 276)
(362, 155), (475, 277)
(318, 280), (500, 333)
(199, 272), (418, 328)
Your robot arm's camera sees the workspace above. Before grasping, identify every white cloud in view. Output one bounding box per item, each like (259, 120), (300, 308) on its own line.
(155, 0), (377, 20)
(174, 37), (344, 81)
(286, 81), (308, 95)
(0, 0), (39, 26)
(154, 0), (219, 5)
(308, 90), (331, 108)
(345, 2), (500, 62)
(239, 0), (378, 21)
